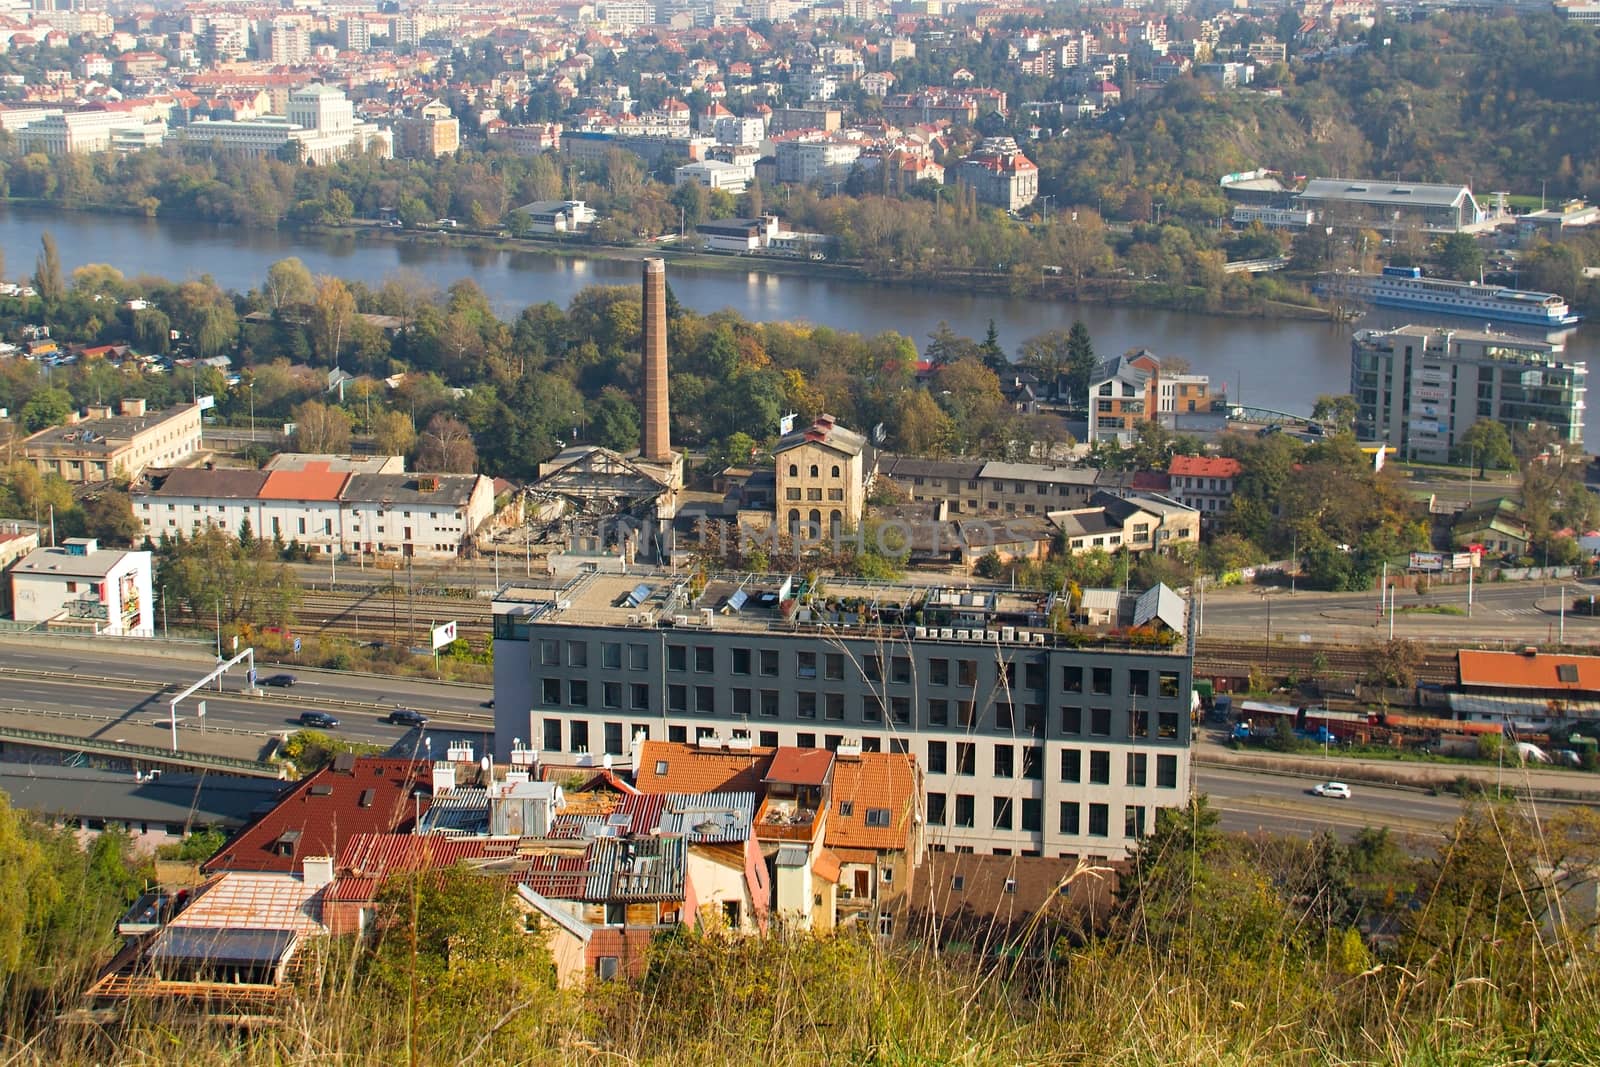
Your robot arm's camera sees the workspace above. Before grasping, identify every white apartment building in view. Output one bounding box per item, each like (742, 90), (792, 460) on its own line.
(711, 114), (766, 146)
(132, 463), (496, 560)
(177, 85), (390, 164)
(674, 159), (753, 192)
(18, 110), (166, 154)
(10, 539), (154, 637)
(775, 138), (860, 183)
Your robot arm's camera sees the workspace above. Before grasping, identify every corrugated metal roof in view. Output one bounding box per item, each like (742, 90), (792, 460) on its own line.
(584, 836), (685, 902)
(1133, 583), (1186, 634)
(657, 791), (755, 843)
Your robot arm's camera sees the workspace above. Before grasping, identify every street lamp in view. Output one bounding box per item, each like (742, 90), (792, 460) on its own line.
(1255, 588), (1277, 685)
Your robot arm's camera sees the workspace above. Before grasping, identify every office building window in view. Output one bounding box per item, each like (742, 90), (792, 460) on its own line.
(957, 701), (976, 728)
(928, 740), (947, 774)
(604, 722), (623, 755)
(995, 703), (1013, 729)
(628, 644), (648, 670)
(732, 648), (751, 675)
(631, 683), (650, 711)
(891, 696), (910, 724)
(541, 678), (560, 706)
(1089, 750), (1110, 785)
(863, 695), (883, 722)
(759, 730), (779, 747)
(667, 685), (687, 714)
(1128, 670), (1149, 697)
(1061, 707), (1082, 735)
(1021, 798), (1042, 833)
(694, 686), (715, 714)
(826, 693), (845, 720)
(798, 691), (817, 719)
(1091, 668), (1113, 695)
(760, 649), (779, 676)
(668, 725), (686, 743)
(1024, 703), (1044, 735)
(733, 688), (752, 717)
(928, 698), (949, 726)
(570, 721), (589, 753)
(955, 795), (975, 828)
(1088, 803), (1109, 837)
(992, 798), (1013, 831)
(695, 646), (715, 673)
(1062, 666), (1083, 693)
(1060, 801), (1080, 835)
(958, 660), (977, 687)
(927, 792), (947, 825)
(567, 641), (588, 667)
(1160, 671), (1182, 698)
(1125, 805), (1146, 838)
(930, 658), (949, 686)
(797, 651), (817, 679)
(1060, 748), (1081, 782)
(668, 645), (687, 672)
(602, 682), (621, 709)
(569, 680), (588, 707)
(540, 640), (559, 666)
(891, 657), (912, 684)
(1023, 747), (1042, 780)
(797, 732), (816, 748)
(955, 742), (975, 775)
(543, 718), (562, 752)
(601, 643), (622, 669)
(1157, 754), (1179, 788)
(864, 655), (882, 682)
(1090, 708), (1112, 736)
(825, 653), (845, 680)
(993, 744), (1013, 778)
(1127, 752), (1147, 787)
(1024, 662), (1046, 690)
(760, 690), (780, 717)
(1159, 712), (1180, 738)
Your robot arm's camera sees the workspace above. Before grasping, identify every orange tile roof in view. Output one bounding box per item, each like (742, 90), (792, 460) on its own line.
(1457, 649), (1600, 692)
(1167, 455), (1241, 479)
(812, 847), (841, 884)
(258, 467), (350, 501)
(764, 748), (834, 787)
(633, 741), (772, 795)
(825, 752), (919, 853)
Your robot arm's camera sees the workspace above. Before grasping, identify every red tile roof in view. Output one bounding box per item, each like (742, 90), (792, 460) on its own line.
(1457, 649), (1600, 692)
(634, 741), (772, 794)
(764, 747), (834, 787)
(825, 752), (919, 852)
(203, 758), (430, 875)
(1167, 455), (1241, 479)
(258, 466), (350, 501)
(327, 833), (514, 902)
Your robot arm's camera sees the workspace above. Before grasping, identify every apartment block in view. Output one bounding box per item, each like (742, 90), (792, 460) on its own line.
(492, 575), (1194, 859)
(1350, 325), (1585, 463)
(22, 399), (201, 482)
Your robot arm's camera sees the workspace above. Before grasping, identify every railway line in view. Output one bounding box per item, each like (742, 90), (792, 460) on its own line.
(282, 591), (1463, 686)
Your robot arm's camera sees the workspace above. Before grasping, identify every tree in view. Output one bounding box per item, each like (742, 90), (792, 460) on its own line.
(20, 387), (71, 432)
(80, 490), (142, 545)
(416, 413), (477, 473)
(1063, 321), (1097, 404)
(290, 399), (353, 453)
(1434, 232), (1483, 281)
(310, 275), (357, 367)
(588, 387), (640, 453)
(1367, 638), (1422, 689)
(33, 231), (63, 303)
(372, 409), (417, 458)
(1310, 394), (1358, 434)
(1453, 418), (1514, 476)
(264, 257), (315, 311)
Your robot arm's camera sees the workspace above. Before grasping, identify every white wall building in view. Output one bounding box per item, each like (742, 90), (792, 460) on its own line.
(10, 539), (154, 637)
(674, 159), (753, 192)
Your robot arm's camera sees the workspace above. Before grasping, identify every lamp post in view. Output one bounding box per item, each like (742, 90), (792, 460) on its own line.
(1256, 588), (1276, 684)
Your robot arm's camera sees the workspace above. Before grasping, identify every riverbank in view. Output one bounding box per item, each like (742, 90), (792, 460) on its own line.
(10, 196), (1337, 323)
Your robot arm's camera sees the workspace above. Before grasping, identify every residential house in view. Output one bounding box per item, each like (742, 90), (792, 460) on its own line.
(1086, 352), (1211, 445)
(1049, 491), (1200, 556)
(1450, 497), (1531, 558)
(1166, 455), (1240, 514)
(10, 538), (154, 636)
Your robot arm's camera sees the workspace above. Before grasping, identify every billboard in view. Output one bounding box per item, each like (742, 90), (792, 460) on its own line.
(430, 621), (458, 650)
(1409, 552), (1445, 572)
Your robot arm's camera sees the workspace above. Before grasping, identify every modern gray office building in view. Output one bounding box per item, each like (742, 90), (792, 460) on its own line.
(1351, 325), (1586, 463)
(493, 570), (1194, 859)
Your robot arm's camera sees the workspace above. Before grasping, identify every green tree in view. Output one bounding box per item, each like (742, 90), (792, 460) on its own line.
(1310, 394), (1358, 434)
(264, 257), (315, 311)
(1453, 418), (1514, 475)
(33, 231), (64, 304)
(20, 387), (71, 432)
(1434, 232), (1483, 281)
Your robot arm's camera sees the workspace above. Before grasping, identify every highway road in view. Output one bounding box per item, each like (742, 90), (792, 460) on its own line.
(0, 641), (494, 749)
(1198, 576), (1600, 646)
(1194, 765), (1472, 843)
(0, 638), (1541, 846)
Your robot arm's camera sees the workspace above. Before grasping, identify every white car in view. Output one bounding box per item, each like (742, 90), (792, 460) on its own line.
(1312, 781), (1352, 799)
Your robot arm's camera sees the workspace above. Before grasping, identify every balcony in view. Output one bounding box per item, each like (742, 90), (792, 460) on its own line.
(756, 796), (821, 842)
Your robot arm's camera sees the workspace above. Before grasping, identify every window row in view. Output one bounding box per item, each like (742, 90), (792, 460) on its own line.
(925, 794), (1156, 839)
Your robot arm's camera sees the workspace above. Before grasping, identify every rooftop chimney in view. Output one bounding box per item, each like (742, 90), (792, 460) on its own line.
(641, 258), (671, 462)
(120, 397), (146, 417)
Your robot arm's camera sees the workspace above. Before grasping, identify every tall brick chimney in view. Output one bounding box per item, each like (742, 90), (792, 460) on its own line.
(641, 257), (671, 462)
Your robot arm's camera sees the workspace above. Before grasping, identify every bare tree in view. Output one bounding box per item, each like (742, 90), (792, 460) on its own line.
(415, 414), (477, 473)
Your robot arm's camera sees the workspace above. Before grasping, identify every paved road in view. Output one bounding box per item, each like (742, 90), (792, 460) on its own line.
(0, 642), (494, 749)
(1194, 765), (1470, 842)
(1199, 576), (1600, 645)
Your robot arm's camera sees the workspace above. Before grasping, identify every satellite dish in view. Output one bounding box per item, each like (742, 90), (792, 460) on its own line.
(480, 755), (491, 775)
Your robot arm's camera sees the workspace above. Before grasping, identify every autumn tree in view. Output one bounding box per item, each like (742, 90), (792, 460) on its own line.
(372, 409), (417, 458)
(310, 275), (357, 367)
(290, 399), (353, 454)
(33, 232), (63, 304)
(416, 413), (477, 473)
(264, 257), (315, 311)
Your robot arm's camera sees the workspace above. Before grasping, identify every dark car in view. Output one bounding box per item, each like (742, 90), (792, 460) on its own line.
(261, 673), (297, 688)
(297, 711), (340, 729)
(387, 708), (429, 727)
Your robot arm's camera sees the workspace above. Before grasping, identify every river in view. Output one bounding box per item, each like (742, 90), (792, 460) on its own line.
(4, 203), (1593, 445)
